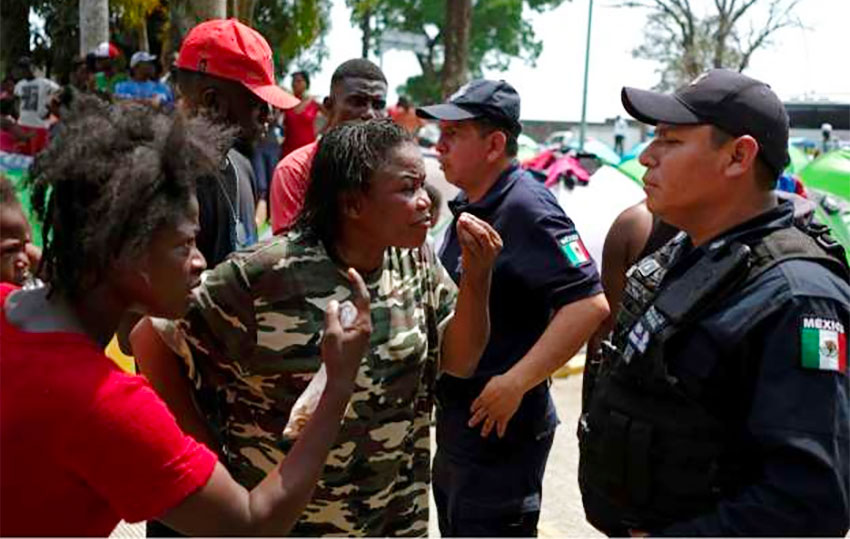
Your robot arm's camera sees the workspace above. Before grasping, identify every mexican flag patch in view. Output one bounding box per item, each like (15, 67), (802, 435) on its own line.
(559, 234), (591, 267)
(800, 316), (847, 373)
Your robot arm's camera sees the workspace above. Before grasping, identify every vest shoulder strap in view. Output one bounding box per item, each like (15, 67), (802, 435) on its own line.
(750, 225), (850, 283)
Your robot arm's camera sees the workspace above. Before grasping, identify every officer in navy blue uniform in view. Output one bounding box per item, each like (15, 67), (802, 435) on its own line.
(579, 70), (850, 536)
(418, 80), (609, 536)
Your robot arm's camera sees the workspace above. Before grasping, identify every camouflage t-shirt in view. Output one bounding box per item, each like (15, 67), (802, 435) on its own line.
(157, 230), (457, 536)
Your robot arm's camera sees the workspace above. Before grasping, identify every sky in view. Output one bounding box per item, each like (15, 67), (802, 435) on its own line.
(306, 0), (850, 122)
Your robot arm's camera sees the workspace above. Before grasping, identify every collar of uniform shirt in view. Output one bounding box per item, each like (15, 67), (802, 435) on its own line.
(697, 200), (794, 255)
(448, 160), (522, 217)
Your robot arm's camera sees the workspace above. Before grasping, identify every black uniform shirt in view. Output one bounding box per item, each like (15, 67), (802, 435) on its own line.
(196, 148), (258, 267)
(654, 202), (850, 536)
(438, 163), (602, 444)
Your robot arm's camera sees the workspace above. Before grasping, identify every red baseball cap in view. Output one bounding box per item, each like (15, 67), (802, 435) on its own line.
(176, 18), (298, 110)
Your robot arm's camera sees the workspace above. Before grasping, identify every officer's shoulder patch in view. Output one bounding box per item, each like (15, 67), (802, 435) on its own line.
(799, 315), (847, 373)
(559, 233), (592, 267)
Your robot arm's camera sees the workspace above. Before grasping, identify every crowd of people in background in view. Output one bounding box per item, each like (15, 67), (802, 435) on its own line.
(0, 37), (428, 241)
(0, 15), (848, 539)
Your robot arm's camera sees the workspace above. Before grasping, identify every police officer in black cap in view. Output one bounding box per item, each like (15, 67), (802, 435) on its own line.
(580, 69), (850, 536)
(418, 80), (609, 536)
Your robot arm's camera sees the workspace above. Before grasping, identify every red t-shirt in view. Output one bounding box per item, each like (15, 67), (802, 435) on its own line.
(281, 99), (320, 158)
(0, 284), (217, 536)
(270, 140), (318, 235)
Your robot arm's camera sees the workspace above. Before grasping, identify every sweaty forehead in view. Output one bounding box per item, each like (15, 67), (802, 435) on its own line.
(336, 77), (387, 98)
(383, 143), (425, 174)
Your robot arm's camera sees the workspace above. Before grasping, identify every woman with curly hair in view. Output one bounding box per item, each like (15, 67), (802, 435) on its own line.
(0, 97), (372, 536)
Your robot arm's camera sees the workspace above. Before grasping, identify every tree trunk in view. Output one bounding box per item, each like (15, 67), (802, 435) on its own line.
(189, 0), (227, 21)
(138, 22), (150, 52)
(360, 8), (373, 58)
(235, 0), (258, 25)
(441, 0), (471, 98)
(0, 0), (30, 75)
(79, 0), (109, 57)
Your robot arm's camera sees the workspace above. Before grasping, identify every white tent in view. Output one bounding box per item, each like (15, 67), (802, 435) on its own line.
(548, 165), (646, 268)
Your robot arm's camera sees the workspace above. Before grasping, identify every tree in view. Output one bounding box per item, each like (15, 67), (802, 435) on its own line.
(111, 0), (165, 51)
(253, 0), (332, 76)
(22, 0), (328, 84)
(442, 0), (472, 97)
(626, 0), (802, 91)
(231, 0), (260, 25)
(79, 0), (109, 57)
(345, 0), (379, 58)
(347, 0), (567, 102)
(1, 0), (30, 75)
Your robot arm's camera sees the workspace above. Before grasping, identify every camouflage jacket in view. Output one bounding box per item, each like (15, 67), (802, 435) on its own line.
(156, 229), (457, 536)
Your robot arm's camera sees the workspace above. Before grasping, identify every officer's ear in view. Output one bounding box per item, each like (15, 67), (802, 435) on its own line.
(725, 135), (760, 178)
(485, 129), (508, 162)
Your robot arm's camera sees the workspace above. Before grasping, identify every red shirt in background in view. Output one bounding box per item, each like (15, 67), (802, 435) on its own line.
(0, 284), (217, 536)
(270, 140), (318, 235)
(281, 99), (320, 158)
(388, 106), (424, 135)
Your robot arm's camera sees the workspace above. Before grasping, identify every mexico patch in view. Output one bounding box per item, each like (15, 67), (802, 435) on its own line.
(559, 234), (591, 267)
(800, 316), (847, 373)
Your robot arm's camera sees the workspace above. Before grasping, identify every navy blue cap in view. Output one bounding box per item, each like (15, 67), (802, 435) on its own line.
(417, 79), (522, 135)
(622, 69), (789, 177)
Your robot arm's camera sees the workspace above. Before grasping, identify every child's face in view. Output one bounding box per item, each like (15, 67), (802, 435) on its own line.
(0, 205), (33, 285)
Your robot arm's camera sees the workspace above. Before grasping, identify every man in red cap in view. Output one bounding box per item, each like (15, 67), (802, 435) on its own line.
(174, 18), (299, 267)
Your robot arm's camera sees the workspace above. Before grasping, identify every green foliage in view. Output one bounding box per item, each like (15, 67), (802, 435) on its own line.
(399, 74), (443, 105)
(470, 0), (562, 73)
(30, 0), (79, 80)
(25, 0), (330, 83)
(112, 0), (163, 31)
(254, 0), (332, 77)
(348, 0), (566, 103)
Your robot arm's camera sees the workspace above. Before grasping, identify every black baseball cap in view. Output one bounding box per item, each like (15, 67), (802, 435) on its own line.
(417, 79), (522, 135)
(621, 69), (789, 177)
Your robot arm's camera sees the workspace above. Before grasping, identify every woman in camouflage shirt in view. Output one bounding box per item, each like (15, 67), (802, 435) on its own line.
(133, 119), (502, 536)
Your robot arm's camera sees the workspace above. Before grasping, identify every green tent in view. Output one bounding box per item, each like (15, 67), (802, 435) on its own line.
(799, 149), (850, 201)
(785, 144), (810, 175)
(617, 157), (646, 185)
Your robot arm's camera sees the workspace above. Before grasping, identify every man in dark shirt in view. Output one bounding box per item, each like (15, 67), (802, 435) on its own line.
(580, 69), (850, 536)
(418, 80), (609, 536)
(175, 18), (298, 265)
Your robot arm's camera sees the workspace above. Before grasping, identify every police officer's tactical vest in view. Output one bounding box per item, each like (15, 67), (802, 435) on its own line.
(579, 222), (849, 535)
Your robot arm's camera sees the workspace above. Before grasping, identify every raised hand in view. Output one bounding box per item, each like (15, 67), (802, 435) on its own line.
(321, 268), (372, 386)
(457, 213), (502, 281)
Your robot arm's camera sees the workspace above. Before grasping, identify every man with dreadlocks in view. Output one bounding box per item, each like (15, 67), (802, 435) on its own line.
(0, 97), (373, 536)
(133, 119), (503, 536)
